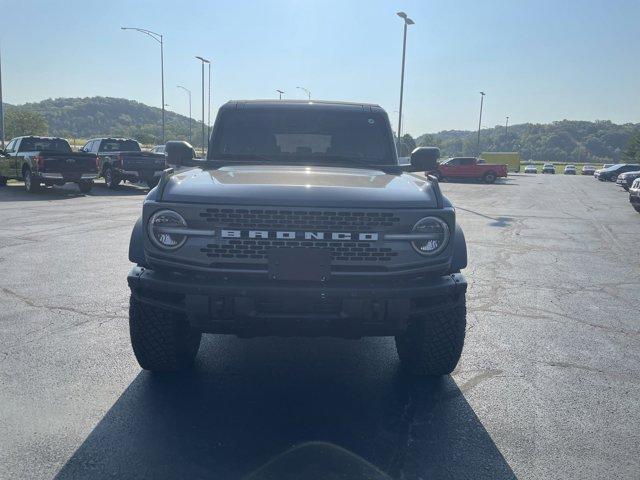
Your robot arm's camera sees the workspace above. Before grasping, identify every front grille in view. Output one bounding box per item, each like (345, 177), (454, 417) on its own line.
(200, 238), (398, 262)
(198, 208), (401, 232)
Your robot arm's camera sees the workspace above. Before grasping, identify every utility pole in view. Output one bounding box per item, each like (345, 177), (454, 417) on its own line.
(477, 91), (485, 154)
(177, 85), (192, 144)
(121, 27), (165, 143)
(276, 90), (284, 100)
(0, 46), (4, 149)
(505, 116), (509, 138)
(195, 56), (210, 156)
(396, 11), (414, 140)
(207, 61), (211, 142)
(296, 86), (311, 100)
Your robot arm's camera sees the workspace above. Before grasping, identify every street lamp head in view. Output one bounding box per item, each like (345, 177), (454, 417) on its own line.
(480, 91), (486, 96)
(406, 18), (415, 25)
(195, 56), (210, 63)
(397, 11), (407, 19)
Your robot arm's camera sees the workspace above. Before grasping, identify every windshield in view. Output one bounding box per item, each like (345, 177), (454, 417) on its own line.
(209, 109), (395, 165)
(98, 139), (141, 152)
(18, 137), (71, 153)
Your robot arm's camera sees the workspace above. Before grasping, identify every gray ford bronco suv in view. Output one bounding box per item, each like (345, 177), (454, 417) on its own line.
(127, 100), (468, 375)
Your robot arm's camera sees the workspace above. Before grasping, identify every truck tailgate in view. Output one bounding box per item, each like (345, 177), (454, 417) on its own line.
(121, 152), (166, 171)
(40, 152), (98, 173)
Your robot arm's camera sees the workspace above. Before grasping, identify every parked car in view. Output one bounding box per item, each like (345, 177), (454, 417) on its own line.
(581, 165), (596, 175)
(432, 156), (508, 183)
(81, 138), (166, 189)
(541, 163), (556, 174)
(602, 164), (614, 169)
(629, 178), (640, 213)
(594, 163), (640, 182)
(524, 164), (537, 174)
(564, 165), (576, 175)
(150, 145), (165, 155)
(616, 170), (640, 191)
(126, 99), (469, 376)
(0, 136), (98, 193)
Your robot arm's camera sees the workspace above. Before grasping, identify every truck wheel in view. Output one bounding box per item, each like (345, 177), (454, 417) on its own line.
(104, 167), (120, 189)
(395, 299), (466, 376)
(146, 177), (160, 189)
(129, 295), (202, 372)
(0, 176), (7, 186)
(634, 206), (640, 214)
(483, 171), (497, 184)
(78, 181), (93, 194)
(23, 169), (40, 193)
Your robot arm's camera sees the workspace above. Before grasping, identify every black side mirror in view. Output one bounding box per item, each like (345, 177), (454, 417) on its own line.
(408, 147), (440, 172)
(165, 141), (196, 167)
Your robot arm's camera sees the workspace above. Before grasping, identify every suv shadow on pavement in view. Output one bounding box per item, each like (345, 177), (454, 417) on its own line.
(54, 336), (515, 480)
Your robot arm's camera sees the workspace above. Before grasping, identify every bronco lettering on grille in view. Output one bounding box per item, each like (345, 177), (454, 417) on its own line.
(220, 230), (379, 241)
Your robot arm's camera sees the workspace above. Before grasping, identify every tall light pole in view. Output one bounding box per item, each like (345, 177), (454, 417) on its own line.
(396, 11), (414, 140)
(276, 89), (284, 100)
(296, 86), (311, 100)
(207, 61), (211, 142)
(121, 27), (165, 143)
(505, 116), (509, 138)
(477, 91), (485, 154)
(0, 46), (5, 149)
(195, 56), (210, 156)
(177, 85), (192, 144)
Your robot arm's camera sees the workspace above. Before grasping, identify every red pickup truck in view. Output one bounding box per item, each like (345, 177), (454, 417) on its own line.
(430, 157), (508, 184)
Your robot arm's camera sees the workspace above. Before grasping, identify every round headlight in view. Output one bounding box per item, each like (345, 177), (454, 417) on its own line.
(411, 217), (450, 256)
(148, 210), (188, 250)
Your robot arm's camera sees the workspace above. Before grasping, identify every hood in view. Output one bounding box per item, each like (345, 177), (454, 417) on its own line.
(159, 165), (438, 208)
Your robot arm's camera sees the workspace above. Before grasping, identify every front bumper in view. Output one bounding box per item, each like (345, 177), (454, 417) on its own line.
(127, 266), (467, 337)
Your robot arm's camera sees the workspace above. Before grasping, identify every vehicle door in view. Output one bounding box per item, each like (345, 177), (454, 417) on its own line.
(440, 158), (459, 175)
(0, 139), (18, 177)
(458, 157), (476, 177)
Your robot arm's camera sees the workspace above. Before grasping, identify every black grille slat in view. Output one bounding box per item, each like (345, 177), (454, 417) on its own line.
(198, 208), (400, 232)
(201, 239), (399, 262)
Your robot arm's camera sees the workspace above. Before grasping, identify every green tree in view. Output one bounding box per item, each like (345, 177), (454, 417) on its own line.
(623, 130), (640, 162)
(396, 133), (416, 157)
(5, 109), (48, 138)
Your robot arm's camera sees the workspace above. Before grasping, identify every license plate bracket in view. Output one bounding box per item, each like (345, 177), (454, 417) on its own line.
(267, 248), (331, 282)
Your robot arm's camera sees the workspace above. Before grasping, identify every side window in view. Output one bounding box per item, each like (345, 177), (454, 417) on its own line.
(4, 139), (16, 153)
(82, 141), (93, 153)
(92, 141), (101, 153)
(447, 159), (460, 166)
(460, 158), (474, 166)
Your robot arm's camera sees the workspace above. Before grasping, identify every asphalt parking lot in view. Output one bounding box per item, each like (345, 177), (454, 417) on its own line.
(1, 174), (639, 479)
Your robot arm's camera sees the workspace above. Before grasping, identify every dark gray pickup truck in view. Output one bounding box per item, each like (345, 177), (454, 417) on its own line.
(0, 136), (98, 193)
(127, 100), (468, 376)
(81, 138), (166, 189)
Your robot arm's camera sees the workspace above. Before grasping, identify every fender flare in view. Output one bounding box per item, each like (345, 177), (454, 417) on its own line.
(128, 217), (148, 267)
(450, 223), (467, 272)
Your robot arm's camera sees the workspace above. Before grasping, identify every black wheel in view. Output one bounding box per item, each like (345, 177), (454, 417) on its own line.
(634, 206), (640, 214)
(483, 171), (497, 184)
(23, 169), (40, 193)
(104, 167), (120, 189)
(146, 176), (160, 189)
(395, 298), (466, 376)
(0, 176), (7, 186)
(129, 295), (202, 372)
(78, 181), (93, 193)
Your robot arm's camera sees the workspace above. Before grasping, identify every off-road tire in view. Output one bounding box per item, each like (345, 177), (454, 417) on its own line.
(104, 166), (120, 189)
(483, 171), (497, 184)
(23, 168), (40, 193)
(395, 299), (466, 376)
(129, 295), (202, 372)
(78, 181), (93, 194)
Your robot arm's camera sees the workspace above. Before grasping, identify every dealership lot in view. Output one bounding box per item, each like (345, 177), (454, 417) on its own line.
(1, 175), (639, 479)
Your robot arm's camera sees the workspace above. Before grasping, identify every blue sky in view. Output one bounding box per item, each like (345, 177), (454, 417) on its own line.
(1, 0), (639, 135)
